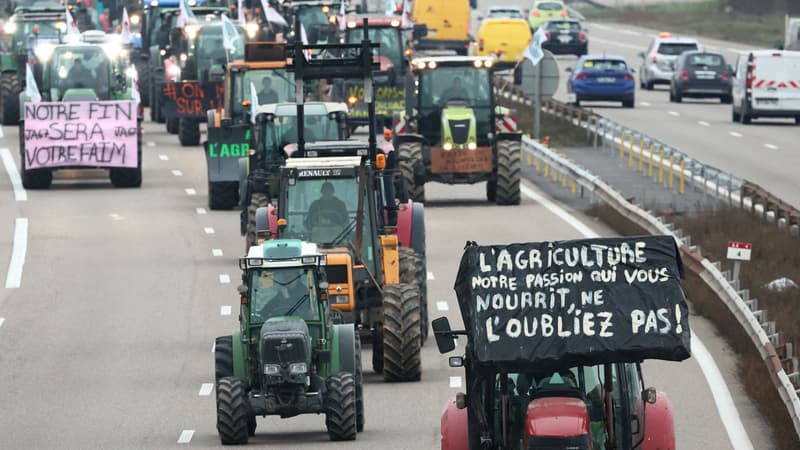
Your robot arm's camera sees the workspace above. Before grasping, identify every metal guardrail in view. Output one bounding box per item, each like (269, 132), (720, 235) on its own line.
(521, 135), (800, 439)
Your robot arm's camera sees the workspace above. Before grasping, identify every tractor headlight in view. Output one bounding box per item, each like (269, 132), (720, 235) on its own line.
(483, 59), (493, 68)
(427, 61), (437, 69)
(473, 59), (482, 68)
(467, 142), (477, 150)
(443, 142), (453, 151)
(245, 22), (259, 39)
(331, 295), (349, 304)
(185, 24), (200, 40)
(179, 52), (187, 62)
(55, 21), (66, 33)
(167, 64), (181, 79)
(264, 364), (280, 375)
(35, 42), (55, 62)
(289, 362), (308, 374)
(131, 14), (141, 26)
(4, 21), (16, 34)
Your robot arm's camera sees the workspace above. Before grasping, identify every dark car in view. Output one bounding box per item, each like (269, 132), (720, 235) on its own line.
(567, 55), (635, 108)
(669, 50), (732, 103)
(541, 19), (587, 56)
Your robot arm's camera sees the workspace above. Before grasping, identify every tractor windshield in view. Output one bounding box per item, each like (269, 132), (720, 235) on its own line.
(50, 46), (111, 100)
(231, 68), (295, 117)
(274, 104), (341, 148)
(250, 267), (319, 322)
(195, 25), (237, 72)
(297, 7), (329, 28)
(346, 26), (402, 71)
(11, 19), (66, 42)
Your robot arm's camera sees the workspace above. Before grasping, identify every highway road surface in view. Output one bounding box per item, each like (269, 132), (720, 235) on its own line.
(0, 106), (775, 448)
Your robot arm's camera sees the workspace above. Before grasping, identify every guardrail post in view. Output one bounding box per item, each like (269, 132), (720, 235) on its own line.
(658, 148), (665, 184)
(628, 134), (635, 168)
(535, 155), (541, 173)
(668, 154), (675, 191)
(543, 160), (549, 177)
(679, 158), (685, 195)
(638, 139), (645, 173)
(647, 143), (655, 178)
(619, 130), (626, 158)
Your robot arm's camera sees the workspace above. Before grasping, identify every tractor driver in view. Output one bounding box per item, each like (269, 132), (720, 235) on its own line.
(439, 76), (467, 104)
(258, 77), (279, 104)
(305, 181), (348, 229)
(257, 270), (311, 319)
(67, 57), (93, 89)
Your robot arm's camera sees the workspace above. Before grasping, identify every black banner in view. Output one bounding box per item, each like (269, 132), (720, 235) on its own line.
(160, 81), (224, 119)
(453, 236), (691, 367)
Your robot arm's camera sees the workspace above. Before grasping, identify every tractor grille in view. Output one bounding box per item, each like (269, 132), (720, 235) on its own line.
(260, 319), (310, 365)
(526, 435), (591, 450)
(447, 119), (470, 144)
(324, 265), (349, 284)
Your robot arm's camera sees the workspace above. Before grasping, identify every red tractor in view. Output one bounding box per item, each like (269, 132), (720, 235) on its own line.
(433, 236), (690, 450)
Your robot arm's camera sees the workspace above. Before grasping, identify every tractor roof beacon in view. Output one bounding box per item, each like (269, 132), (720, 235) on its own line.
(433, 237), (691, 450)
(215, 239), (364, 444)
(396, 55), (522, 205)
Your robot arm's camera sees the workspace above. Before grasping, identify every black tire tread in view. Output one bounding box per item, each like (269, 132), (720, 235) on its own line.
(216, 377), (250, 445)
(415, 253), (429, 343)
(214, 336), (234, 383)
(325, 372), (357, 441)
(1, 72), (20, 125)
(495, 139), (521, 205)
(398, 141), (424, 203)
(382, 283), (422, 382)
(178, 118), (200, 146)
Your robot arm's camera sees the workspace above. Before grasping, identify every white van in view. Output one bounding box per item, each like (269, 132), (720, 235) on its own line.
(731, 50), (800, 124)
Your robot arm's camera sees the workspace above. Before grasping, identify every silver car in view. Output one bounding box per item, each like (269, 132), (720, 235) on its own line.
(638, 33), (701, 90)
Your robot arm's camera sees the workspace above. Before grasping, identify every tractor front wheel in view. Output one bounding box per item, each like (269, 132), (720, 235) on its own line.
(1, 72), (20, 125)
(495, 139), (521, 205)
(354, 336), (365, 432)
(415, 252), (429, 343)
(208, 181), (239, 210)
(179, 118), (200, 146)
(109, 140), (142, 188)
(214, 336), (233, 383)
(398, 247), (417, 285)
(325, 372), (358, 441)
(382, 283), (422, 382)
(216, 377), (250, 445)
(371, 323), (383, 374)
(398, 141), (425, 203)
(245, 192), (268, 252)
(21, 169), (52, 189)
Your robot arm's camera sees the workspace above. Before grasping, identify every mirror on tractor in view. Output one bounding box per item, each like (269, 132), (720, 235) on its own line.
(448, 356), (463, 367)
(644, 387), (658, 404)
(319, 281), (329, 290)
(237, 284), (248, 295)
(432, 317), (456, 354)
(412, 23), (428, 40)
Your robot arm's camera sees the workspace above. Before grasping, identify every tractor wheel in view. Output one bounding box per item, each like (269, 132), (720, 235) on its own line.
(1, 72), (20, 125)
(137, 65), (151, 107)
(415, 252), (429, 343)
(179, 118), (200, 146)
(371, 322), (383, 374)
(354, 336), (365, 432)
(382, 283), (422, 382)
(398, 247), (416, 284)
(110, 140), (142, 188)
(245, 192), (268, 252)
(398, 141), (425, 203)
(248, 417), (257, 437)
(486, 180), (497, 202)
(495, 139), (521, 205)
(166, 118), (179, 134)
(209, 181), (239, 210)
(21, 168), (52, 189)
(214, 336), (234, 383)
(325, 372), (358, 441)
(216, 377), (250, 445)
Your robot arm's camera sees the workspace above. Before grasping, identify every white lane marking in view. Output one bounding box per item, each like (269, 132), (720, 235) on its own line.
(729, 131), (743, 138)
(589, 36), (641, 51)
(172, 169), (183, 177)
(764, 143), (778, 150)
(427, 271), (435, 280)
(158, 154), (168, 160)
(668, 111), (680, 117)
(449, 376), (462, 388)
(0, 318), (4, 328)
(5, 218), (29, 289)
(177, 430), (194, 444)
(436, 301), (449, 311)
(521, 184), (599, 238)
(212, 248), (223, 257)
(692, 335), (755, 450)
(147, 141), (156, 147)
(0, 126), (4, 137)
(185, 188), (197, 196)
(698, 121), (710, 127)
(639, 101), (651, 107)
(199, 383), (214, 396)
(204, 227), (215, 235)
(0, 148), (28, 202)
(619, 29), (642, 36)
(523, 181), (753, 449)
(219, 274), (231, 284)
(591, 23), (611, 30)
(220, 305), (232, 316)
(196, 207), (208, 215)
(726, 47), (742, 53)
(109, 213), (123, 221)
(212, 341), (216, 352)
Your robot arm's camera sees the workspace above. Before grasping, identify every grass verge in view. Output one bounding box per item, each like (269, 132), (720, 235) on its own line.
(577, 0), (784, 48)
(588, 204), (799, 449)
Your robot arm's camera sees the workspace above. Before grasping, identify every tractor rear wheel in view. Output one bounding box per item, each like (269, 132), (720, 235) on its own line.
(179, 118), (200, 146)
(216, 377), (250, 445)
(354, 336), (365, 432)
(1, 72), (20, 125)
(325, 372), (358, 441)
(110, 139), (142, 188)
(214, 336), (233, 383)
(398, 247), (416, 284)
(248, 417), (257, 437)
(415, 252), (429, 343)
(245, 192), (268, 252)
(382, 283), (422, 382)
(495, 139), (521, 205)
(166, 118), (178, 134)
(486, 180), (497, 202)
(21, 168), (52, 189)
(398, 141), (425, 203)
(371, 323), (383, 374)
(208, 181), (239, 210)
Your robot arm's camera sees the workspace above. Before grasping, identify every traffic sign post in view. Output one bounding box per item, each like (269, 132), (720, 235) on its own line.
(519, 51), (559, 139)
(726, 241), (752, 282)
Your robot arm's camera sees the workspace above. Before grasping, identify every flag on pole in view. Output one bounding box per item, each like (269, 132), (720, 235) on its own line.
(261, 0), (288, 27)
(130, 66), (141, 104)
(120, 7), (132, 43)
(385, 0), (397, 16)
(249, 81), (259, 123)
(236, 0), (245, 24)
(523, 26), (549, 66)
(300, 23), (311, 60)
(401, 0), (413, 28)
(337, 0), (346, 32)
(65, 5), (81, 37)
(221, 14), (241, 53)
(177, 0), (198, 28)
(25, 63), (41, 102)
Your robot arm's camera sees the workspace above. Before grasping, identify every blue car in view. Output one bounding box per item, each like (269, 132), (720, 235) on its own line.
(567, 55), (635, 108)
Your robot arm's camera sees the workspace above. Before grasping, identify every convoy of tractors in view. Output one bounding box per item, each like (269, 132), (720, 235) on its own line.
(1, 1), (690, 448)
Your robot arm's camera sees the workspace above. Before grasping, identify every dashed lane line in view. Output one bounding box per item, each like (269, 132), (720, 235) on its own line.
(0, 318), (5, 328)
(0, 148), (28, 202)
(172, 170), (183, 177)
(764, 144), (778, 150)
(196, 207), (208, 215)
(220, 305), (232, 316)
(147, 141), (156, 147)
(158, 154), (168, 161)
(185, 188), (197, 196)
(449, 376), (462, 388)
(729, 131), (743, 138)
(198, 383), (214, 396)
(427, 271), (435, 280)
(698, 121), (710, 127)
(177, 430), (194, 444)
(668, 111), (680, 117)
(212, 248), (223, 257)
(204, 227), (215, 235)
(212, 341), (216, 352)
(219, 274), (231, 284)
(5, 218), (29, 289)
(436, 301), (449, 311)
(639, 101), (651, 107)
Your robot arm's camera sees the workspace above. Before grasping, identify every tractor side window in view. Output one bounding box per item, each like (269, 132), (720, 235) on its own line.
(624, 363), (646, 445)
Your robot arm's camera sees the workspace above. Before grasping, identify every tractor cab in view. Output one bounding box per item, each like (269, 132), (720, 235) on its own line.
(259, 101), (349, 154)
(282, 1), (341, 45)
(39, 42), (131, 101)
(433, 237), (691, 450)
(225, 42), (294, 123)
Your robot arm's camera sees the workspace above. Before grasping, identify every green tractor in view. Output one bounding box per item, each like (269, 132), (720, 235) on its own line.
(19, 37), (142, 188)
(395, 56), (522, 205)
(281, 0), (341, 45)
(214, 239), (364, 444)
(0, 3), (66, 124)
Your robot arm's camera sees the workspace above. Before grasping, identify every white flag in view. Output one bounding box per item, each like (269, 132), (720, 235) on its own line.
(300, 23), (311, 60)
(177, 0), (198, 28)
(65, 5), (80, 37)
(121, 8), (133, 43)
(237, 0), (245, 24)
(250, 81), (259, 123)
(221, 15), (241, 53)
(25, 63), (41, 102)
(524, 26), (549, 66)
(401, 0), (413, 28)
(261, 0), (288, 27)
(385, 0), (397, 16)
(130, 66), (141, 104)
(337, 1), (346, 32)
